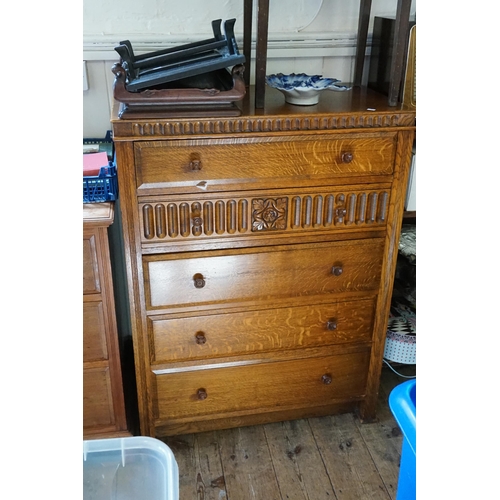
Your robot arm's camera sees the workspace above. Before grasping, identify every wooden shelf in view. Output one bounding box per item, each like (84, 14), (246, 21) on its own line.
(251, 0), (413, 108)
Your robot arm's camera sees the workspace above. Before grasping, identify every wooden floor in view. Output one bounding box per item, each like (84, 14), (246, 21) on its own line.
(162, 363), (416, 500)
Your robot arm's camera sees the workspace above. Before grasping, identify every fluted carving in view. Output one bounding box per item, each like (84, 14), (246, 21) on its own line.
(140, 188), (390, 242)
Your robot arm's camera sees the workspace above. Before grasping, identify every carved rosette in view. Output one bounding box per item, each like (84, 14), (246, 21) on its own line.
(252, 198), (288, 232)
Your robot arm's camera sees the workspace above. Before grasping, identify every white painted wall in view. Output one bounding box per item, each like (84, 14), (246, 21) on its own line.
(83, 0), (415, 137)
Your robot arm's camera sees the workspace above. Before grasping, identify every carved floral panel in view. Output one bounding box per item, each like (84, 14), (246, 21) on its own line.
(252, 197), (288, 232)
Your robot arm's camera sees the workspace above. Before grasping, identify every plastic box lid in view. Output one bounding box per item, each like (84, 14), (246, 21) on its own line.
(83, 437), (179, 500)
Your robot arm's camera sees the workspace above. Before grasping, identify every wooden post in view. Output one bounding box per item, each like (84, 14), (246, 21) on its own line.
(388, 0), (412, 106)
(243, 0), (253, 87)
(353, 0), (372, 87)
(254, 0), (269, 109)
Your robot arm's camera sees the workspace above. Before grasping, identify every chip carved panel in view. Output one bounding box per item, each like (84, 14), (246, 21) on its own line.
(139, 188), (390, 243)
(129, 113), (413, 137)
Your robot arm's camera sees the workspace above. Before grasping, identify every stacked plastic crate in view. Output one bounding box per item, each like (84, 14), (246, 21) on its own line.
(83, 131), (118, 203)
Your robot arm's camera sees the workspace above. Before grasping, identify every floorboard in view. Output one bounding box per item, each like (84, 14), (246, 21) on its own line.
(309, 413), (391, 500)
(264, 419), (337, 499)
(217, 425), (282, 500)
(162, 364), (416, 500)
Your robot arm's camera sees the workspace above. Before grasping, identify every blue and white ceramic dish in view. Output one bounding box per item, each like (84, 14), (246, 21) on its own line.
(266, 73), (351, 105)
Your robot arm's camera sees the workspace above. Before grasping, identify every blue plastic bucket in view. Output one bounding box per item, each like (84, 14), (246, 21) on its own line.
(389, 379), (416, 500)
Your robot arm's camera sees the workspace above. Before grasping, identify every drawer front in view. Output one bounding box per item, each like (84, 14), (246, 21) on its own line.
(144, 239), (384, 310)
(138, 186), (390, 244)
(83, 233), (100, 294)
(83, 301), (109, 362)
(134, 133), (396, 193)
(83, 366), (115, 428)
(152, 350), (370, 421)
(149, 298), (376, 363)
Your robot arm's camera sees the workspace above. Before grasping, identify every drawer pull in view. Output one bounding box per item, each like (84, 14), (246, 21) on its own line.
(341, 152), (353, 163)
(195, 332), (207, 344)
(331, 265), (343, 276)
(193, 273), (206, 288)
(326, 319), (338, 331)
(189, 159), (202, 171)
(197, 388), (208, 400)
(322, 374), (333, 385)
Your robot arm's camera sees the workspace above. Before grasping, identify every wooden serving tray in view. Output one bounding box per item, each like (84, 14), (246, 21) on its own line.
(112, 63), (246, 118)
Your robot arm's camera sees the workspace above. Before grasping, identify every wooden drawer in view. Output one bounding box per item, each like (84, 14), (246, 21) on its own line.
(138, 186), (391, 245)
(152, 349), (370, 422)
(144, 238), (384, 310)
(149, 298), (376, 363)
(83, 366), (115, 428)
(83, 300), (108, 362)
(134, 133), (396, 194)
(83, 232), (100, 294)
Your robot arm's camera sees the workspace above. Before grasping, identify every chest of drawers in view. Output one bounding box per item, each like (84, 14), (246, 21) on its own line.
(112, 87), (415, 437)
(83, 203), (129, 438)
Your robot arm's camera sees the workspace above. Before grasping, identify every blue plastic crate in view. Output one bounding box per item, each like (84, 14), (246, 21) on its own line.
(389, 379), (416, 500)
(83, 130), (114, 161)
(83, 163), (118, 203)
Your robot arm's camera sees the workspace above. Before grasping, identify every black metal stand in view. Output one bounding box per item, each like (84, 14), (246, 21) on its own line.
(115, 19), (245, 92)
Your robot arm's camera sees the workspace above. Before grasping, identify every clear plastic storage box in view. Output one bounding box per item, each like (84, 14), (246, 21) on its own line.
(83, 437), (179, 500)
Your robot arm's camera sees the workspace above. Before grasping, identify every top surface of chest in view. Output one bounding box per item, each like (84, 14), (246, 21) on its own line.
(111, 86), (416, 142)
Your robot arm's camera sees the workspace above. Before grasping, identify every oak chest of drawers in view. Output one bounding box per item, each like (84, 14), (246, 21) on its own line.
(111, 87), (416, 437)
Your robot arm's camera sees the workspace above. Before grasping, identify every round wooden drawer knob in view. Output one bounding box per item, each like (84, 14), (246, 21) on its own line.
(326, 319), (338, 331)
(341, 152), (353, 163)
(197, 388), (208, 400)
(331, 265), (343, 276)
(321, 374), (332, 385)
(193, 273), (206, 288)
(195, 332), (207, 344)
(189, 159), (202, 171)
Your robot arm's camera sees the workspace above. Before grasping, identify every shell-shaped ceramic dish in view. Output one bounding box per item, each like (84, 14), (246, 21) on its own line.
(265, 73), (351, 105)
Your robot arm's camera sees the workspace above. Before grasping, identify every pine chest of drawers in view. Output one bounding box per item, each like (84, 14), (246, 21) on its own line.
(111, 87), (416, 437)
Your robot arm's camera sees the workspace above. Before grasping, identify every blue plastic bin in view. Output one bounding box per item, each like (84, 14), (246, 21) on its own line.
(83, 163), (118, 203)
(389, 379), (416, 500)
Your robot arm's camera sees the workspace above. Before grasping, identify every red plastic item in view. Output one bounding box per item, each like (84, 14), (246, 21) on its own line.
(83, 152), (109, 176)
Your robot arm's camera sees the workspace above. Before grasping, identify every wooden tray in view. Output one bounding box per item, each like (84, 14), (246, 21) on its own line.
(112, 63), (246, 118)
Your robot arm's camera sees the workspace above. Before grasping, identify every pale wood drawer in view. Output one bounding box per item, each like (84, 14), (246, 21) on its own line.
(144, 238), (384, 310)
(149, 298), (376, 363)
(134, 133), (396, 194)
(152, 350), (370, 422)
